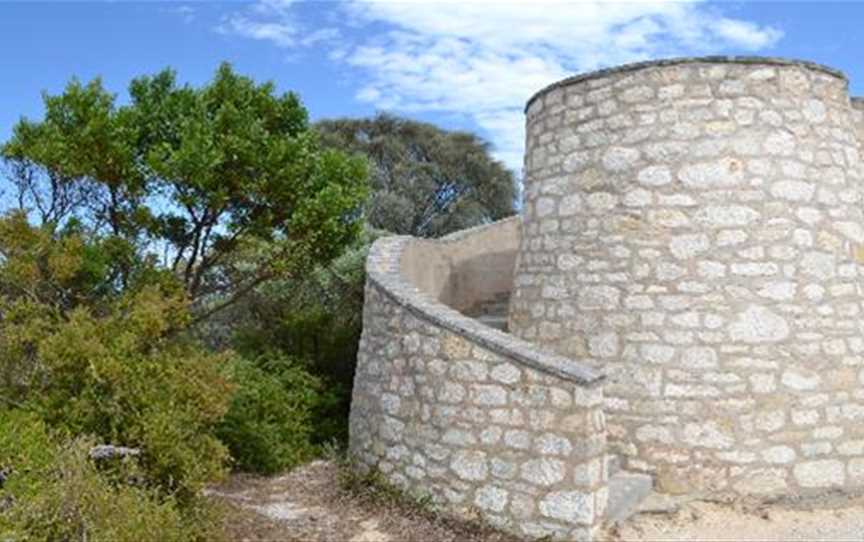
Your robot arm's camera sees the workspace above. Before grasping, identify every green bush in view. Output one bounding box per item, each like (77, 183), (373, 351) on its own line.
(0, 410), (221, 542)
(3, 284), (235, 498)
(216, 354), (323, 474)
(225, 231), (376, 447)
(0, 213), (234, 542)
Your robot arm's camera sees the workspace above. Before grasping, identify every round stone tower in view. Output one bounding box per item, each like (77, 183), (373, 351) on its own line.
(510, 57), (864, 495)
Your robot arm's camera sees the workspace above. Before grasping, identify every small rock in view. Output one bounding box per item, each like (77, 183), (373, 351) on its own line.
(89, 445), (141, 460)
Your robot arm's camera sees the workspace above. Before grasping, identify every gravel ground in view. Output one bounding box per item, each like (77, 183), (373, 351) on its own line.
(209, 460), (864, 542)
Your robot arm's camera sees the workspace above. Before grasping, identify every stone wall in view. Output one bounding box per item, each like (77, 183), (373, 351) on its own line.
(511, 57), (864, 496)
(349, 219), (608, 541)
(852, 97), (864, 149)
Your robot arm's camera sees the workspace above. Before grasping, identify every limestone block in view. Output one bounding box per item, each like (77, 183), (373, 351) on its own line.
(794, 460), (845, 488)
(539, 491), (594, 525)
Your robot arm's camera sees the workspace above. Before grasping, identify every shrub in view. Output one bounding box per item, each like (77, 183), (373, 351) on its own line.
(216, 354), (322, 474)
(0, 410), (221, 542)
(226, 231), (376, 447)
(6, 285), (235, 498)
(0, 213), (234, 508)
(0, 61), (377, 539)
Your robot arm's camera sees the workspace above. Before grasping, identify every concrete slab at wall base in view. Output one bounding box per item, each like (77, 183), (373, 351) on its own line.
(349, 56), (864, 541)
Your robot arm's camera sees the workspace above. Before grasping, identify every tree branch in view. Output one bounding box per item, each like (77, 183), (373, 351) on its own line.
(187, 269), (278, 329)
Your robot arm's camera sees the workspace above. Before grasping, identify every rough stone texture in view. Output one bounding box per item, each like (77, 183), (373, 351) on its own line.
(352, 58), (864, 541)
(350, 221), (607, 541)
(512, 57), (864, 498)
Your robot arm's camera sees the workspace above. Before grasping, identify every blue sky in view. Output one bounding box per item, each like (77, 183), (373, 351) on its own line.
(1, 1), (863, 172)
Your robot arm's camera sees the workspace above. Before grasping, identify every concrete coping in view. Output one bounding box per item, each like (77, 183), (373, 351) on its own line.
(365, 218), (604, 387)
(526, 55), (849, 113)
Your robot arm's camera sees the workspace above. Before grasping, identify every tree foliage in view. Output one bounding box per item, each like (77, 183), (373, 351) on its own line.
(226, 229), (378, 445)
(2, 63), (369, 311)
(0, 64), (371, 538)
(316, 113), (516, 238)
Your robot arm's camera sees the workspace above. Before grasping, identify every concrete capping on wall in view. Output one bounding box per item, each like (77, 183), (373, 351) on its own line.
(525, 56), (848, 113)
(365, 217), (603, 386)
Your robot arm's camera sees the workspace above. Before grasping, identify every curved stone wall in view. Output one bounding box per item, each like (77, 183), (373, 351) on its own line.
(853, 97), (863, 147)
(511, 57), (864, 496)
(349, 218), (608, 541)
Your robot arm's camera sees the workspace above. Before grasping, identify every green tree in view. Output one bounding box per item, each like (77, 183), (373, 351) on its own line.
(2, 63), (369, 315)
(316, 113), (516, 238)
(0, 64), (371, 536)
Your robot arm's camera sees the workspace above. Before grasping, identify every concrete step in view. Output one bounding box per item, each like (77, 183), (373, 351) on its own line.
(475, 314), (508, 331)
(476, 301), (509, 315)
(462, 293), (510, 319)
(606, 470), (654, 523)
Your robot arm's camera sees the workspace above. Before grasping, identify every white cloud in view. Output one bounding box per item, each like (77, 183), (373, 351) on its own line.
(217, 0), (339, 50)
(220, 17), (298, 47)
(712, 18), (784, 50)
(222, 0), (784, 173)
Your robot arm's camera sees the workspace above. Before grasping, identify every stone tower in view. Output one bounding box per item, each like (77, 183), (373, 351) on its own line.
(350, 57), (864, 541)
(510, 57), (864, 494)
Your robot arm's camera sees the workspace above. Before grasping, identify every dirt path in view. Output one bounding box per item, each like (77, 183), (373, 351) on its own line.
(209, 460), (864, 542)
(209, 460), (520, 542)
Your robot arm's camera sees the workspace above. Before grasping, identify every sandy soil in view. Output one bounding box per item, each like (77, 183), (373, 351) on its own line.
(608, 496), (864, 542)
(209, 460), (864, 542)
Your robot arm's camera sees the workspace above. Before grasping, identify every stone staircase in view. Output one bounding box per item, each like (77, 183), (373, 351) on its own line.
(461, 293), (511, 332)
(464, 295), (658, 525)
